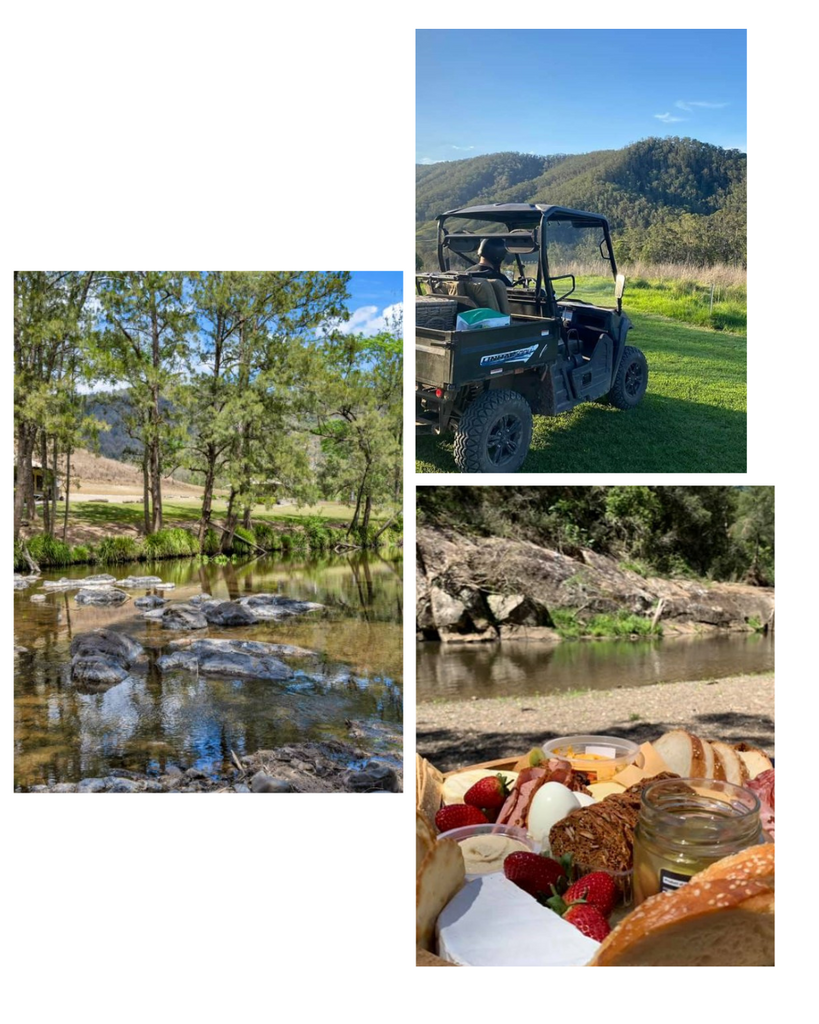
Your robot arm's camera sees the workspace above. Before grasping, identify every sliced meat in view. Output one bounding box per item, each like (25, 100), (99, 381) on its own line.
(747, 768), (774, 840)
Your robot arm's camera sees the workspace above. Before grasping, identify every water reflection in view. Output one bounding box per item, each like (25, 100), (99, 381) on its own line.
(14, 551), (403, 788)
(416, 632), (774, 702)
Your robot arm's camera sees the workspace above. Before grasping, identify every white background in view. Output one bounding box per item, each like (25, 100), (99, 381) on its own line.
(2, 0), (807, 1014)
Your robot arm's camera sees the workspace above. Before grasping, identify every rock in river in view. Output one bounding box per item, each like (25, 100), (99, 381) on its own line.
(157, 638), (300, 680)
(70, 628), (144, 690)
(134, 595), (166, 609)
(202, 600), (257, 627)
(75, 587), (129, 605)
(159, 604), (208, 630)
(236, 593), (323, 620)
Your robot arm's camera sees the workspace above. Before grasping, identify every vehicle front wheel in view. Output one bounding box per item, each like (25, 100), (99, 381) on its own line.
(453, 389), (533, 473)
(608, 345), (648, 409)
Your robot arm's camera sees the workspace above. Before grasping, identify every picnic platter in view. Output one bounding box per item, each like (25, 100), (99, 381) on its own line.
(416, 730), (775, 967)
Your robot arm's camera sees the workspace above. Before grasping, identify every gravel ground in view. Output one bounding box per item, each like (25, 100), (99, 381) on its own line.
(416, 672), (774, 772)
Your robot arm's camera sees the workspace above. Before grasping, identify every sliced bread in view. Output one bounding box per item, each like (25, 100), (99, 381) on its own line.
(710, 740), (750, 786)
(653, 730), (708, 778)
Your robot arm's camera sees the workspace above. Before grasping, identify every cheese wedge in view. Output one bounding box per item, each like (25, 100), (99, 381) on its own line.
(588, 780), (626, 801)
(612, 742), (672, 788)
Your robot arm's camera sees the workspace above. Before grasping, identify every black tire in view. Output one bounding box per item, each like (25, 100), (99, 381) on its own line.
(453, 389), (533, 473)
(608, 345), (648, 409)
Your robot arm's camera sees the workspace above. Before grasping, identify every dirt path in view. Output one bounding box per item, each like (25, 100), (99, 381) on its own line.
(416, 672), (774, 772)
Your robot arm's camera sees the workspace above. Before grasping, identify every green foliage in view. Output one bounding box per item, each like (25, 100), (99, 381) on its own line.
(551, 608), (663, 639)
(202, 527), (221, 556)
(418, 486), (773, 586)
(416, 138), (746, 268)
(71, 545), (92, 563)
(143, 528), (198, 558)
(232, 526), (257, 554)
(26, 534), (74, 567)
(95, 536), (143, 563)
(251, 522), (282, 551)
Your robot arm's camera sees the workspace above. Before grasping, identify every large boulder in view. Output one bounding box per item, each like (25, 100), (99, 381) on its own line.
(159, 604), (208, 630)
(487, 593), (554, 628)
(70, 628), (144, 690)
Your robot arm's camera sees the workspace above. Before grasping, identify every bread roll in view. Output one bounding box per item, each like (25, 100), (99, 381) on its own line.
(589, 845), (774, 966)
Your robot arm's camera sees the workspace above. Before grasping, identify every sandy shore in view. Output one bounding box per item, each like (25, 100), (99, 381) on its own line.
(416, 672), (774, 772)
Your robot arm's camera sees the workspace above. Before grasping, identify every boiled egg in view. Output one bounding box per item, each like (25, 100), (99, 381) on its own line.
(526, 782), (580, 844)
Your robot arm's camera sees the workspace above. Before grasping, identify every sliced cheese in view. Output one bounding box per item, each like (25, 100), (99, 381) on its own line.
(441, 768), (519, 805)
(436, 873), (600, 967)
(588, 780), (627, 801)
(612, 742), (672, 788)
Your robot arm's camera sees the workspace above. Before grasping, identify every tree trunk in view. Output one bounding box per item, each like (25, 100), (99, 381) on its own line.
(362, 493), (373, 537)
(63, 446), (72, 542)
(51, 435), (59, 534)
(142, 449), (151, 535)
(198, 458), (216, 550)
(40, 432), (51, 535)
(222, 487), (238, 552)
(242, 506), (252, 529)
(14, 425), (36, 540)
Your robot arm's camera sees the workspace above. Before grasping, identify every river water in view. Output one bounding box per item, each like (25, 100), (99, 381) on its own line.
(14, 552), (403, 789)
(417, 632), (773, 703)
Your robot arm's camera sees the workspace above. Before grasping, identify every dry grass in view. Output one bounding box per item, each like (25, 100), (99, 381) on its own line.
(58, 449), (206, 498)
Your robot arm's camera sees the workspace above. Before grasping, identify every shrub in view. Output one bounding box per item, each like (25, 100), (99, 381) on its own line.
(144, 528), (198, 558)
(71, 545), (92, 564)
(27, 533), (74, 568)
(251, 522), (281, 551)
(232, 526), (257, 554)
(202, 527), (221, 556)
(96, 536), (143, 563)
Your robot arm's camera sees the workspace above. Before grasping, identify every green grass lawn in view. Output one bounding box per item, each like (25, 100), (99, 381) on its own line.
(416, 278), (746, 474)
(66, 498), (390, 531)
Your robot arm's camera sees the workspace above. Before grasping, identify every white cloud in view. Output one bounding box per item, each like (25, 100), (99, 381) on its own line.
(335, 302), (404, 337)
(450, 145), (475, 151)
(676, 100), (729, 112)
(654, 112), (686, 124)
(418, 156), (435, 165)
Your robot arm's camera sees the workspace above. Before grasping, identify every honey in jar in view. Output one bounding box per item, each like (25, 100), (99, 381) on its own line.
(632, 778), (763, 906)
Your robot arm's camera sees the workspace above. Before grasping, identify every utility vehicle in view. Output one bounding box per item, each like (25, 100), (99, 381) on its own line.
(415, 203), (648, 473)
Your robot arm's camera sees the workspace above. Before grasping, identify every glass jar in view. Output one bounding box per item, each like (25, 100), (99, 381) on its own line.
(632, 778), (763, 906)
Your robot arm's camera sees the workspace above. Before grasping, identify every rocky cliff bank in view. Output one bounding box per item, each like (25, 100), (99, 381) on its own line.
(416, 528), (774, 643)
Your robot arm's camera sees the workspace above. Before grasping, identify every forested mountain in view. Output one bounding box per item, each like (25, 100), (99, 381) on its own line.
(416, 138), (746, 267)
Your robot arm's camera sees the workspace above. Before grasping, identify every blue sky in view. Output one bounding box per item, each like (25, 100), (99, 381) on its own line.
(342, 271), (403, 335)
(417, 29), (746, 163)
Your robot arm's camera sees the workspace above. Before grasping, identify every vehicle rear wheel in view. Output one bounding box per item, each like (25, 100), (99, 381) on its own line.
(453, 389), (533, 473)
(608, 345), (648, 409)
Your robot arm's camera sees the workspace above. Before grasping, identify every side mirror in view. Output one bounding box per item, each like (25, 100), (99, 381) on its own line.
(615, 273), (626, 308)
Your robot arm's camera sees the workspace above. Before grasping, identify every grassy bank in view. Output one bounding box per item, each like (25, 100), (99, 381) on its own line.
(416, 284), (746, 473)
(550, 608), (663, 639)
(14, 511), (403, 572)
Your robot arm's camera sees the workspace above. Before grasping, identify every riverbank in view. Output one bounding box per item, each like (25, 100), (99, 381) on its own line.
(416, 671), (774, 772)
(15, 505), (403, 571)
(23, 741), (402, 793)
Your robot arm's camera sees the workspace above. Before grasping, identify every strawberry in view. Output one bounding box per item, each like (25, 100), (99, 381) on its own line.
(563, 904), (611, 942)
(562, 872), (617, 918)
(503, 852), (568, 899)
(435, 804), (489, 833)
(463, 773), (511, 811)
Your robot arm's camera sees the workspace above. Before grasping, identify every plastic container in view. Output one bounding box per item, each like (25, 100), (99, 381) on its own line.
(542, 734), (642, 782)
(438, 823), (535, 878)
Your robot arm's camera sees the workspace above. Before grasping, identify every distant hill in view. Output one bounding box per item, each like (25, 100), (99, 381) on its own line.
(416, 137), (746, 267)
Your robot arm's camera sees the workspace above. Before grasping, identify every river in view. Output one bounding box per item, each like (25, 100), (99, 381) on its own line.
(14, 552), (403, 789)
(417, 632), (773, 703)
